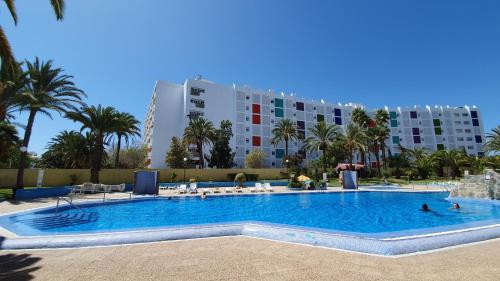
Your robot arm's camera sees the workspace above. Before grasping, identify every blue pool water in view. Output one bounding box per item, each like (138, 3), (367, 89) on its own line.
(2, 192), (500, 237)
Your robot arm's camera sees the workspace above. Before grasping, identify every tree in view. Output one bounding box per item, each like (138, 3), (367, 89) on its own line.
(113, 112), (140, 168)
(387, 154), (409, 179)
(245, 149), (265, 168)
(0, 120), (18, 161)
(351, 107), (370, 168)
(1, 0), (65, 65)
(183, 117), (215, 168)
(0, 61), (28, 121)
(166, 136), (189, 168)
(343, 124), (366, 169)
(485, 125), (500, 153)
(271, 118), (298, 159)
(39, 130), (92, 168)
(413, 156), (434, 179)
(431, 149), (468, 179)
(66, 105), (118, 183)
(302, 122), (339, 172)
(16, 58), (84, 189)
(374, 109), (390, 168)
(108, 144), (146, 169)
(207, 120), (235, 168)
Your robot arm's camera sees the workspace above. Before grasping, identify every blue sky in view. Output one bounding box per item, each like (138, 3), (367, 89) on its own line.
(2, 0), (499, 154)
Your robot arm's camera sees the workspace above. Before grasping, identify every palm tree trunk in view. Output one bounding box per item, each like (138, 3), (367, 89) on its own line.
(374, 147), (381, 177)
(114, 135), (122, 168)
(285, 139), (288, 159)
(322, 148), (327, 173)
(91, 136), (104, 183)
(198, 142), (203, 168)
(15, 110), (37, 192)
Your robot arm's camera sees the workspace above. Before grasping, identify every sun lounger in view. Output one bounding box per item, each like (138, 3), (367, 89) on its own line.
(235, 186), (243, 193)
(178, 184), (188, 194)
(70, 184), (84, 194)
(189, 183), (198, 194)
(225, 187), (234, 193)
(264, 182), (273, 192)
(81, 182), (96, 193)
(203, 188), (211, 194)
(256, 183), (265, 192)
(248, 184), (257, 192)
(213, 187), (221, 193)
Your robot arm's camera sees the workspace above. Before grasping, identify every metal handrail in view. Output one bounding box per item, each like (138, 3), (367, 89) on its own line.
(55, 196), (84, 214)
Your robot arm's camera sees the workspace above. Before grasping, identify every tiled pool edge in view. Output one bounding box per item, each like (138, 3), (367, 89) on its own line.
(2, 222), (500, 256)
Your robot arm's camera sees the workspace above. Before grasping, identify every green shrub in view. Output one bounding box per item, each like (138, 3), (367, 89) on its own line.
(189, 178), (197, 183)
(227, 173), (259, 182)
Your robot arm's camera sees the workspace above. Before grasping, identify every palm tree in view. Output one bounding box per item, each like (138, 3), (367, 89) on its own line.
(183, 117), (215, 168)
(66, 105), (118, 183)
(374, 109), (390, 168)
(0, 120), (18, 160)
(343, 124), (366, 169)
(302, 122), (339, 172)
(15, 58), (84, 189)
(485, 125), (500, 153)
(0, 61), (28, 121)
(43, 130), (93, 168)
(351, 107), (370, 128)
(113, 112), (140, 168)
(1, 0), (65, 65)
(431, 149), (467, 179)
(271, 118), (298, 159)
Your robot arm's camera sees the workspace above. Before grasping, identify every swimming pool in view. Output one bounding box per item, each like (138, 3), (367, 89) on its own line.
(2, 191), (500, 255)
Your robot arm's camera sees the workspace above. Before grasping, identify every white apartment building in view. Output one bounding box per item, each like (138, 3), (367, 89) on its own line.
(143, 77), (485, 169)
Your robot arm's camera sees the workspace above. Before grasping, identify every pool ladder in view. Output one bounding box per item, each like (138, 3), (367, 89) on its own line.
(55, 196), (84, 214)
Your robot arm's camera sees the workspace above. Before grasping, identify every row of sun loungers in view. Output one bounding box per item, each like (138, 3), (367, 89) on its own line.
(71, 183), (126, 194)
(165, 182), (274, 194)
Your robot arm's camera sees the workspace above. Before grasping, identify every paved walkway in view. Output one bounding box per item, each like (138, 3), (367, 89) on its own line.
(1, 236), (500, 281)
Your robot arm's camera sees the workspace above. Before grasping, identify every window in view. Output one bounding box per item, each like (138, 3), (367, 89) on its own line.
(457, 137), (464, 141)
(391, 120), (398, 127)
(190, 99), (205, 108)
(434, 128), (442, 135)
(466, 137), (473, 141)
(335, 117), (342, 125)
(389, 111), (397, 119)
(297, 121), (305, 130)
(412, 128), (420, 135)
(274, 98), (284, 108)
(455, 121), (461, 125)
(433, 119), (441, 126)
(437, 144), (445, 150)
(252, 104), (260, 114)
(392, 136), (400, 144)
(456, 129), (463, 133)
(275, 108), (284, 117)
(475, 135), (482, 143)
(410, 111), (417, 119)
(462, 113), (468, 117)
(471, 111), (478, 118)
(190, 87), (204, 96)
(465, 129), (471, 133)
(317, 114), (324, 122)
(413, 136), (421, 144)
(252, 136), (261, 146)
(467, 146), (474, 150)
(252, 114), (260, 125)
(275, 149), (285, 158)
(453, 113), (460, 117)
(472, 119), (479, 126)
(334, 108), (341, 116)
(296, 102), (304, 111)
(463, 121), (470, 125)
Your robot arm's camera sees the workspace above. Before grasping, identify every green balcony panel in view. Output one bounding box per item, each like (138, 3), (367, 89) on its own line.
(391, 120), (398, 127)
(434, 127), (442, 135)
(433, 119), (441, 126)
(392, 136), (400, 144)
(274, 98), (284, 108)
(317, 114), (324, 122)
(276, 149), (285, 158)
(275, 108), (284, 117)
(389, 111), (397, 119)
(437, 144), (445, 150)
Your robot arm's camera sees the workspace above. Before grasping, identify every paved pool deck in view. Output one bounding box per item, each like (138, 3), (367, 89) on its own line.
(1, 236), (500, 280)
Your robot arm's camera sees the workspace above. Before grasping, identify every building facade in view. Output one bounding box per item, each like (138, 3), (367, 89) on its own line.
(143, 78), (485, 169)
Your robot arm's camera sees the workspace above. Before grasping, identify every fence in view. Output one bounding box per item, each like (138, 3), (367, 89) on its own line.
(0, 168), (287, 188)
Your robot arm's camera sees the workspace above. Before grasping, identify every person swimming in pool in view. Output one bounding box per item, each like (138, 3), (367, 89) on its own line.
(420, 203), (430, 212)
(201, 191), (207, 199)
(451, 203), (460, 209)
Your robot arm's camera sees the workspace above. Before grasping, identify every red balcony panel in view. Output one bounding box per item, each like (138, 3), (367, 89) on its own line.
(252, 114), (260, 124)
(252, 104), (261, 114)
(252, 136), (261, 146)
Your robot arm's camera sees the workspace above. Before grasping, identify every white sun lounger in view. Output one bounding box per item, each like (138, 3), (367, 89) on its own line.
(256, 183), (265, 192)
(235, 186), (243, 193)
(225, 187), (234, 193)
(213, 187), (221, 193)
(203, 188), (211, 194)
(264, 182), (273, 192)
(178, 184), (188, 194)
(248, 184), (257, 192)
(189, 183), (198, 194)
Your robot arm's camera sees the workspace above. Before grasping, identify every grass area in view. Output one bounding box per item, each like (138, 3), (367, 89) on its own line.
(328, 176), (460, 187)
(0, 188), (13, 200)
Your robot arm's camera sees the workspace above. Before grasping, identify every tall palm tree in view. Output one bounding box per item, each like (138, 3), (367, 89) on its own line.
(302, 122), (339, 172)
(271, 118), (298, 159)
(0, 61), (28, 121)
(183, 117), (215, 168)
(343, 124), (366, 169)
(1, 0), (65, 65)
(431, 149), (468, 179)
(351, 107), (370, 128)
(66, 105), (118, 183)
(485, 125), (500, 153)
(113, 112), (140, 168)
(374, 109), (390, 168)
(15, 58), (84, 189)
